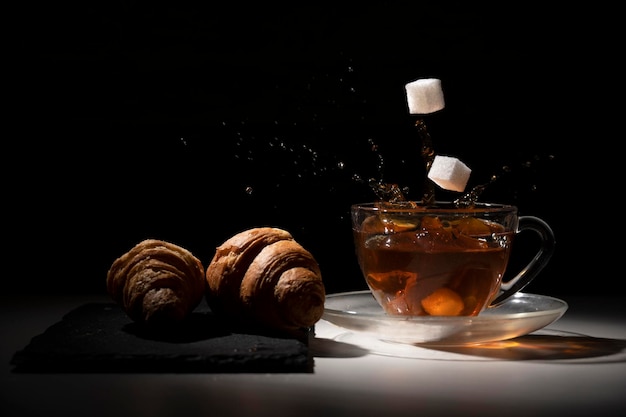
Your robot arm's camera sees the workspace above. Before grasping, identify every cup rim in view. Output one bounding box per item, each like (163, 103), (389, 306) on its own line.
(351, 201), (517, 213)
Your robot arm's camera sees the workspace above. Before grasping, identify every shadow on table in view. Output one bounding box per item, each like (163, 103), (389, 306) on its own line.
(309, 337), (370, 358)
(311, 330), (626, 363)
(424, 332), (626, 362)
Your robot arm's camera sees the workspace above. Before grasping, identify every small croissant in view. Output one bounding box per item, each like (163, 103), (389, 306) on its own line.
(205, 227), (326, 332)
(106, 239), (206, 325)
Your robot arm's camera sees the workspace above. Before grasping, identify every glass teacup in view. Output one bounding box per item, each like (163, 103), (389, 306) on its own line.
(351, 201), (555, 316)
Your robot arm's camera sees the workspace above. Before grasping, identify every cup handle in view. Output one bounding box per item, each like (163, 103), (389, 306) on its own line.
(489, 216), (556, 307)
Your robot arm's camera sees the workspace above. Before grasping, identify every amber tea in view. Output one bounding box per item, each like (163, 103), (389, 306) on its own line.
(352, 202), (554, 316)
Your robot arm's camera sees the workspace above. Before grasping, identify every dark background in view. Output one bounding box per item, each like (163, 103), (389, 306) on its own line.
(7, 3), (623, 297)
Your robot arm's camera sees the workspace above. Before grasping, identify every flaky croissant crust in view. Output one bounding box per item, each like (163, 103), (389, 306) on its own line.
(205, 227), (325, 331)
(106, 239), (206, 324)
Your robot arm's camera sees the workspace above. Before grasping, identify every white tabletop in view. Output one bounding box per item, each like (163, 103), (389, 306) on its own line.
(1, 294), (625, 417)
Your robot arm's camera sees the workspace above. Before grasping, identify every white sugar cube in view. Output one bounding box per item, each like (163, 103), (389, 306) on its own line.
(427, 155), (471, 192)
(405, 78), (445, 114)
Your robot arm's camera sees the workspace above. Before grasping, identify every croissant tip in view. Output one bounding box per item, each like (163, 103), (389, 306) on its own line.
(106, 239), (206, 326)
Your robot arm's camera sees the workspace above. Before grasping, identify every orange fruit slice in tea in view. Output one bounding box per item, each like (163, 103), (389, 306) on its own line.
(361, 214), (418, 234)
(361, 215), (385, 234)
(421, 287), (465, 316)
(455, 217), (506, 236)
(420, 215), (444, 229)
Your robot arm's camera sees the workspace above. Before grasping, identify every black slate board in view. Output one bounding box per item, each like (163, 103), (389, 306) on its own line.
(10, 302), (313, 373)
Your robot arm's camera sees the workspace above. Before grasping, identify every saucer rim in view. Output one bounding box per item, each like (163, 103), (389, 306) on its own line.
(322, 291), (569, 345)
(324, 290), (568, 319)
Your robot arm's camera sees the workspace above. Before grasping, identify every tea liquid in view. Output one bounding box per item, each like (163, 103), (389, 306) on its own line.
(354, 215), (513, 316)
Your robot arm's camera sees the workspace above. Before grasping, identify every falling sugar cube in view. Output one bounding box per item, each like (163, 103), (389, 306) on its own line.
(405, 78), (445, 114)
(427, 155), (471, 192)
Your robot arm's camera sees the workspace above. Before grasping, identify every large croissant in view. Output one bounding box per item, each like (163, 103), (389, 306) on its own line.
(205, 227), (326, 332)
(106, 239), (206, 325)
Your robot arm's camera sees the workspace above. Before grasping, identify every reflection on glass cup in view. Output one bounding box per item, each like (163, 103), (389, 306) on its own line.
(351, 201), (555, 317)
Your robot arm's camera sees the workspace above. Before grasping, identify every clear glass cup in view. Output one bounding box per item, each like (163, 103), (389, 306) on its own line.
(351, 201), (555, 316)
